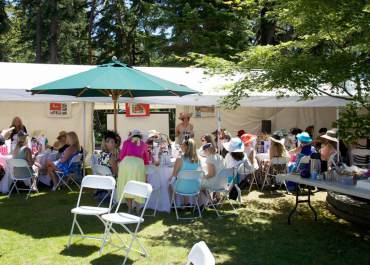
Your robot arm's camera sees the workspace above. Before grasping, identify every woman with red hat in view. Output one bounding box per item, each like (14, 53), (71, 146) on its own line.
(240, 134), (259, 171)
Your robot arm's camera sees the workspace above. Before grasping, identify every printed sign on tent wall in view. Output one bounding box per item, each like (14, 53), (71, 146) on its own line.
(125, 103), (150, 117)
(194, 106), (215, 118)
(47, 102), (72, 118)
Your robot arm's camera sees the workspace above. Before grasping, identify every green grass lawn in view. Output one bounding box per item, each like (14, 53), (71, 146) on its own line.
(0, 188), (369, 265)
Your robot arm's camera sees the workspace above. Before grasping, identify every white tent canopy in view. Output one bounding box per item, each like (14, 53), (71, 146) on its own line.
(0, 62), (348, 107)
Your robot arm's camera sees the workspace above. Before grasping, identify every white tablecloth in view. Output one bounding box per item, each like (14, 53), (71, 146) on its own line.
(0, 154), (12, 194)
(146, 165), (172, 213)
(256, 153), (269, 162)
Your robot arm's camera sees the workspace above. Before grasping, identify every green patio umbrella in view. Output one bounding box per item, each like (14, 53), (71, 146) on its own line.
(31, 60), (198, 131)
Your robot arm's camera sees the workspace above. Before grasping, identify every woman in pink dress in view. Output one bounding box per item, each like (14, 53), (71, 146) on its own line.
(117, 129), (149, 213)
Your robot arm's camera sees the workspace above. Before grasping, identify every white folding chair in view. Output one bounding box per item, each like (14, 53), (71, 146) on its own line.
(68, 175), (116, 247)
(261, 157), (289, 192)
(238, 159), (258, 192)
(99, 181), (153, 265)
(351, 148), (370, 168)
(7, 158), (38, 199)
(186, 241), (215, 265)
(204, 168), (237, 216)
(171, 170), (203, 220)
(55, 153), (83, 191)
(92, 164), (115, 207)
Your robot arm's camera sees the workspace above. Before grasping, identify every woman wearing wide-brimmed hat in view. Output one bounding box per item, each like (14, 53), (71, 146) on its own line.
(117, 129), (150, 213)
(175, 112), (194, 144)
(223, 137), (246, 169)
(290, 132), (317, 172)
(269, 134), (290, 161)
(320, 129), (339, 171)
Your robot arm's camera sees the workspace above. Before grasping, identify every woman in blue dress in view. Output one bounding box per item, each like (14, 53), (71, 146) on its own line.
(169, 138), (200, 207)
(45, 131), (80, 191)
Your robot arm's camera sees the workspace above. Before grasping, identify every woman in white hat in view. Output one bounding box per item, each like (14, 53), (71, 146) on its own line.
(223, 137), (246, 169)
(175, 112), (194, 144)
(117, 129), (150, 213)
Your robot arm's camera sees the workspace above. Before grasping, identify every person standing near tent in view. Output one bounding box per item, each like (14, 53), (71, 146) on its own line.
(175, 112), (194, 144)
(117, 129), (149, 214)
(5, 117), (27, 153)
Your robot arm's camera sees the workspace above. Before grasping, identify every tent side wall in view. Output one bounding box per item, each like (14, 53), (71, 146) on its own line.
(0, 102), (94, 155)
(176, 106), (337, 146)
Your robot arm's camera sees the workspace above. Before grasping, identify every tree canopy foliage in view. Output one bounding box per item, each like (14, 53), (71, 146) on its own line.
(195, 0), (370, 143)
(0, 0), (369, 142)
(0, 0), (253, 66)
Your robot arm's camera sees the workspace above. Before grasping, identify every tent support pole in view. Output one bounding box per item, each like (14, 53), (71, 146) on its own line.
(216, 106), (221, 154)
(83, 101), (86, 177)
(336, 107), (340, 162)
(113, 94), (118, 132)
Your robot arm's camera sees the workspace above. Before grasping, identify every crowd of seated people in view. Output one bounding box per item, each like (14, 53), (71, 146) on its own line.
(2, 113), (368, 216)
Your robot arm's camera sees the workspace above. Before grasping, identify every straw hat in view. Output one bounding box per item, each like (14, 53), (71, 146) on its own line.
(240, 134), (257, 145)
(223, 137), (244, 152)
(270, 134), (285, 145)
(178, 112), (193, 120)
(148, 129), (160, 138)
(296, 132), (312, 143)
(320, 129), (338, 143)
(32, 130), (45, 138)
(57, 131), (67, 140)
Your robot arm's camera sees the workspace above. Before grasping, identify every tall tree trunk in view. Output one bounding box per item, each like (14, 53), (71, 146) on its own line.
(87, 0), (96, 64)
(35, 1), (43, 63)
(130, 32), (136, 66)
(49, 0), (58, 63)
(258, 6), (276, 45)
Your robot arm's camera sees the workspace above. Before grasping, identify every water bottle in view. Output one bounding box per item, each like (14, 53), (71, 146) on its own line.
(310, 153), (321, 180)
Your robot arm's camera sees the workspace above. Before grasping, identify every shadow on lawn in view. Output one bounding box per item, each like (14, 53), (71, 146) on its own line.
(147, 196), (370, 265)
(90, 253), (134, 265)
(1, 189), (370, 265)
(0, 189), (162, 239)
(60, 244), (100, 257)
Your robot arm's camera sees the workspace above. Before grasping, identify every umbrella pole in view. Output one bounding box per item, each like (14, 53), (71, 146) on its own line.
(113, 94), (118, 132)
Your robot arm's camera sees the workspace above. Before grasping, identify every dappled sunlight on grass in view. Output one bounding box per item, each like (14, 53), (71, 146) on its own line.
(0, 187), (369, 264)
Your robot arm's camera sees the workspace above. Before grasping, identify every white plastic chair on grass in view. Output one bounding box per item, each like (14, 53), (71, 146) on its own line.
(204, 168), (237, 217)
(55, 153), (83, 191)
(261, 157), (290, 192)
(186, 241), (215, 265)
(99, 181), (153, 265)
(238, 159), (259, 192)
(68, 175), (116, 248)
(171, 170), (203, 220)
(92, 164), (115, 207)
(7, 159), (38, 199)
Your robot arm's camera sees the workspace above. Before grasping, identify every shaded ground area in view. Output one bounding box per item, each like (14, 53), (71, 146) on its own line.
(0, 188), (369, 265)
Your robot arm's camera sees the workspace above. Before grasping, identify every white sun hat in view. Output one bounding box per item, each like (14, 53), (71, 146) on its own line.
(223, 137), (244, 152)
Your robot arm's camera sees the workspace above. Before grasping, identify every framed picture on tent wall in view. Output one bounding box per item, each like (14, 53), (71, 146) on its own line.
(125, 103), (150, 117)
(47, 102), (71, 118)
(194, 106), (215, 118)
